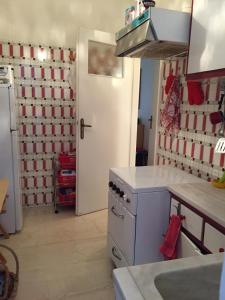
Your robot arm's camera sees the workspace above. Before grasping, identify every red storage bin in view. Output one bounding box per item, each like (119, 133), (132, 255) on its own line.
(58, 152), (76, 169)
(59, 193), (76, 206)
(59, 189), (75, 206)
(58, 170), (76, 187)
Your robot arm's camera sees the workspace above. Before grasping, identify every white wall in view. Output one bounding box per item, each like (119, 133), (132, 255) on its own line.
(0, 0), (133, 48)
(0, 0), (192, 48)
(156, 0), (192, 12)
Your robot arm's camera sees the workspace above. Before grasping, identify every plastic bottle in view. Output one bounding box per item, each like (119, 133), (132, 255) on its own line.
(135, 1), (145, 18)
(135, 0), (140, 18)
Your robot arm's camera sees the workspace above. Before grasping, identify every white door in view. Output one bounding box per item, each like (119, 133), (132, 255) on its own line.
(0, 87), (16, 233)
(76, 28), (140, 215)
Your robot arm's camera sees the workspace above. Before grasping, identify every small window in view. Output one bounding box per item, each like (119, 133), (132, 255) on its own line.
(88, 41), (123, 78)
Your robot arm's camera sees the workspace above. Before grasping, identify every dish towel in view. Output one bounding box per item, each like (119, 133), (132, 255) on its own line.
(160, 215), (183, 260)
(187, 81), (204, 105)
(160, 76), (181, 134)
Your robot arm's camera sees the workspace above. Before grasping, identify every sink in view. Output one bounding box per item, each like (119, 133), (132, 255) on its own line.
(155, 263), (222, 300)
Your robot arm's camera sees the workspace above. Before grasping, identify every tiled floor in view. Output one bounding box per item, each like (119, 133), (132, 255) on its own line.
(1, 207), (115, 300)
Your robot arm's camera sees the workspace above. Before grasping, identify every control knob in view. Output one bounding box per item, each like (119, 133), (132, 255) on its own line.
(108, 181), (113, 188)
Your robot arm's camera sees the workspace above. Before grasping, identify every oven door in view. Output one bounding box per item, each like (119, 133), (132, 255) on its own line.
(108, 190), (136, 265)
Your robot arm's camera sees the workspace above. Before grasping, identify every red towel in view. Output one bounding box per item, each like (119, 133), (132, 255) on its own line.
(187, 81), (204, 105)
(165, 73), (175, 95)
(160, 215), (182, 260)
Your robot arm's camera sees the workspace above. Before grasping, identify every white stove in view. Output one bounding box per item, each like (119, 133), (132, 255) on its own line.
(107, 166), (203, 268)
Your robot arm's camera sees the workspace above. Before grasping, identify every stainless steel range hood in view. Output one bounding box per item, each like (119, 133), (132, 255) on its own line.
(115, 8), (190, 59)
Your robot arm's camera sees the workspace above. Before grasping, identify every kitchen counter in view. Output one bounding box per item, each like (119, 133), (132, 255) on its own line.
(113, 253), (224, 300)
(168, 182), (225, 228)
(110, 166), (203, 192)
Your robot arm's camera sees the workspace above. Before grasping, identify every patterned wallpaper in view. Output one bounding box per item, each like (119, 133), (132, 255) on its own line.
(0, 41), (76, 206)
(156, 58), (225, 181)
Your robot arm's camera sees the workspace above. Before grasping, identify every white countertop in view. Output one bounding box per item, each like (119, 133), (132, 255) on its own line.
(169, 182), (225, 228)
(110, 166), (203, 192)
(114, 253), (224, 300)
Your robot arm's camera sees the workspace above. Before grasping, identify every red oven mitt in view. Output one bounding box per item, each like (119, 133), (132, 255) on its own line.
(165, 73), (176, 95)
(160, 215), (182, 260)
(187, 81), (204, 105)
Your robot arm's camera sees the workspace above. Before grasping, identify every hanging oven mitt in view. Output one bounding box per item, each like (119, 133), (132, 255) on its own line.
(187, 81), (204, 105)
(160, 215), (183, 260)
(165, 73), (175, 95)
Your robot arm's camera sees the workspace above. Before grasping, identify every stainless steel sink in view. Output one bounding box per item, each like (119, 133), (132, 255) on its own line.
(154, 263), (222, 300)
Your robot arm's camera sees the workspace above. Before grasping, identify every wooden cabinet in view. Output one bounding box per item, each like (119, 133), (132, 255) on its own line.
(187, 0), (225, 79)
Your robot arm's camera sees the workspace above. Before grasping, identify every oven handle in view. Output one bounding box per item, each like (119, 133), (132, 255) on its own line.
(111, 206), (124, 220)
(112, 247), (122, 261)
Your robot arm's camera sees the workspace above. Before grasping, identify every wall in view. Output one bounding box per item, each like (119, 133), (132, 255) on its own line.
(0, 41), (76, 206)
(0, 0), (133, 48)
(156, 0), (192, 12)
(138, 59), (155, 150)
(0, 0), (135, 206)
(156, 59), (225, 181)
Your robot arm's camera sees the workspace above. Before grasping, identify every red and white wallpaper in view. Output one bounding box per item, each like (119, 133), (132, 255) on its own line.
(0, 41), (76, 206)
(156, 58), (225, 181)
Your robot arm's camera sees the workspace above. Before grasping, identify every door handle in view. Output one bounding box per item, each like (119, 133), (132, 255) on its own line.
(148, 115), (153, 129)
(80, 118), (92, 139)
(112, 247), (122, 261)
(111, 206), (124, 220)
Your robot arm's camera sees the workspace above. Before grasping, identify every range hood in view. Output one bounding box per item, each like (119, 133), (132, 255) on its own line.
(115, 8), (190, 59)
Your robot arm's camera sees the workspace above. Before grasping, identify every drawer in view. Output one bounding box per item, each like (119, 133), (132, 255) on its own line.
(204, 223), (225, 253)
(177, 232), (202, 259)
(108, 234), (129, 268)
(108, 191), (136, 265)
(170, 198), (203, 241)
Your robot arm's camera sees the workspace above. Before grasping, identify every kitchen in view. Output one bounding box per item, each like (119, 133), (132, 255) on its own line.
(0, 0), (225, 299)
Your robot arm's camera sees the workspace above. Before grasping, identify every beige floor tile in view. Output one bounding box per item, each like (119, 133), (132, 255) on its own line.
(0, 207), (115, 300)
(64, 285), (115, 300)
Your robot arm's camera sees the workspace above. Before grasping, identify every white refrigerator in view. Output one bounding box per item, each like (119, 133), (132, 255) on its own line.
(0, 66), (23, 233)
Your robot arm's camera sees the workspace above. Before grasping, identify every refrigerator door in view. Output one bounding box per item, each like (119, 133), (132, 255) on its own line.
(0, 86), (16, 233)
(11, 131), (23, 231)
(9, 86), (17, 131)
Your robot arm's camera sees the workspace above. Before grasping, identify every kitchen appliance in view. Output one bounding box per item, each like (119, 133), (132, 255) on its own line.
(108, 166), (203, 268)
(115, 7), (190, 59)
(0, 66), (23, 233)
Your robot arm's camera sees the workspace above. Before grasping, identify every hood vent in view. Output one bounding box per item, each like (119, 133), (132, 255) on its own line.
(116, 8), (190, 60)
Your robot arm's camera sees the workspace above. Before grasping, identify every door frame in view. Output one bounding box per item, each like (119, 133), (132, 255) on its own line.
(148, 61), (161, 165)
(75, 28), (140, 215)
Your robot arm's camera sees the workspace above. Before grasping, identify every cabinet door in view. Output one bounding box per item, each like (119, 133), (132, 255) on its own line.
(177, 232), (202, 258)
(180, 205), (203, 241)
(170, 198), (203, 241)
(188, 0), (225, 77)
(122, 208), (136, 265)
(204, 223), (225, 253)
